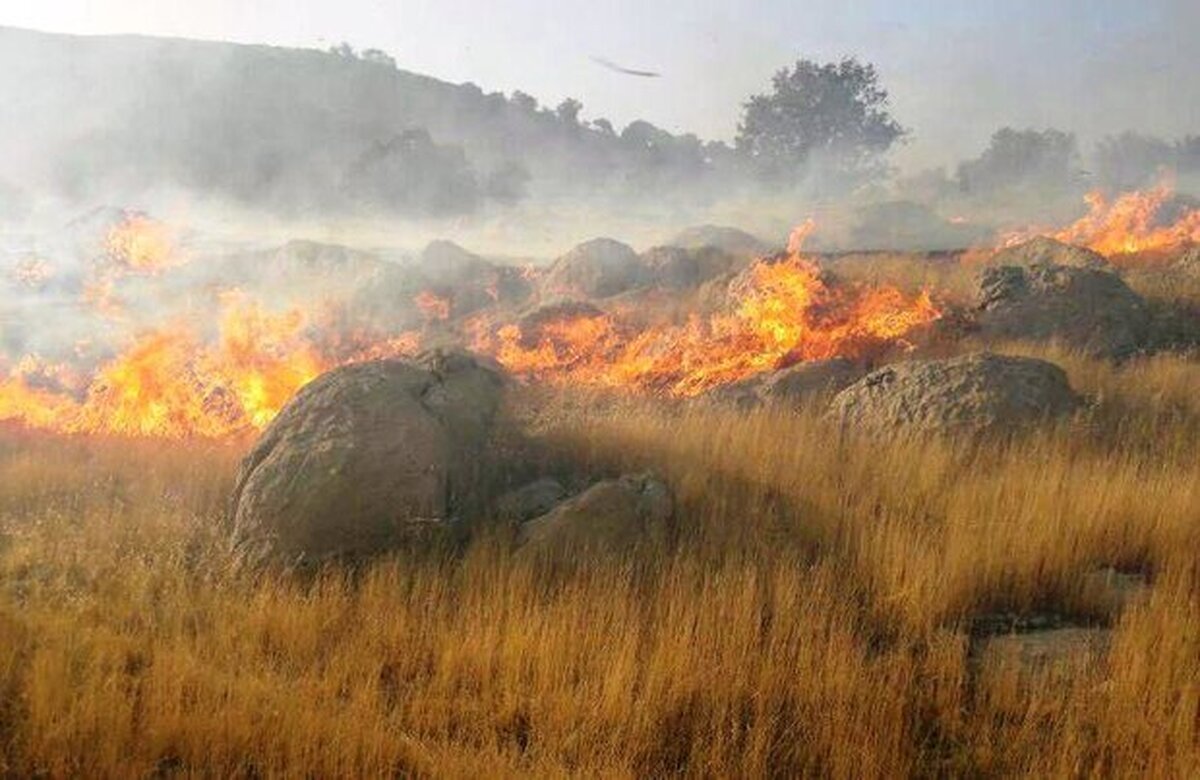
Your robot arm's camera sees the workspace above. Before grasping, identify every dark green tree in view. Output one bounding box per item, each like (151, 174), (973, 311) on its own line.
(736, 57), (905, 187)
(555, 98), (583, 126)
(956, 127), (1079, 194)
(1093, 132), (1175, 191)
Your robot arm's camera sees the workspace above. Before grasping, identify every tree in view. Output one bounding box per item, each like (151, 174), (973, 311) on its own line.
(621, 120), (673, 150)
(735, 57), (905, 187)
(555, 98), (583, 126)
(591, 118), (616, 136)
(510, 91), (539, 114)
(1093, 132), (1175, 191)
(342, 129), (480, 216)
(1177, 136), (1200, 174)
(484, 161), (531, 204)
(955, 127), (1079, 194)
(360, 49), (396, 68)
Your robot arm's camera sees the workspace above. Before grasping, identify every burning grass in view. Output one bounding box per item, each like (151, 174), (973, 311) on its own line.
(1, 345), (1198, 776)
(1003, 183), (1200, 265)
(0, 223), (940, 435)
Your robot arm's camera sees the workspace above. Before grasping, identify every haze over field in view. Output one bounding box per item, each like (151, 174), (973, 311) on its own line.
(1, 4), (1200, 777)
(1, 1), (1198, 257)
(6, 0), (1199, 167)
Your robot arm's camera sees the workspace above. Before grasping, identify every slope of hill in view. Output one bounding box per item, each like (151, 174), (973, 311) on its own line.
(0, 26), (736, 219)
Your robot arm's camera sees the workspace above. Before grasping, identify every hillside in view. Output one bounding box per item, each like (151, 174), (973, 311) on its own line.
(0, 27), (734, 219)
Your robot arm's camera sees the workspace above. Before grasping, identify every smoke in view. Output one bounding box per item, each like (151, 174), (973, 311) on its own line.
(0, 11), (1196, 352)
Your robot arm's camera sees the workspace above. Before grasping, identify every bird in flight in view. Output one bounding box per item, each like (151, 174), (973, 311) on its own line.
(590, 56), (661, 78)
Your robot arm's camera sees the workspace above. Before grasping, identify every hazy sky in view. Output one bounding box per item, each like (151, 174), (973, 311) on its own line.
(4, 1), (1197, 171)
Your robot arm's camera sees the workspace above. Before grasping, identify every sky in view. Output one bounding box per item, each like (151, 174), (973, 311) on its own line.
(2, 0), (1197, 171)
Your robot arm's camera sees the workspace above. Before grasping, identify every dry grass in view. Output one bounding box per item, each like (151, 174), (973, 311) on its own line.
(821, 250), (979, 303)
(1, 347), (1198, 777)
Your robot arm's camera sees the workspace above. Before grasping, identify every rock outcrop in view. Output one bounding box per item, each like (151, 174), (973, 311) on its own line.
(708, 359), (866, 409)
(975, 264), (1151, 358)
(639, 246), (745, 291)
(517, 473), (672, 559)
(496, 477), (569, 523)
(828, 353), (1081, 438)
(989, 237), (1110, 270)
(666, 224), (769, 258)
(541, 238), (647, 299)
(229, 353), (503, 567)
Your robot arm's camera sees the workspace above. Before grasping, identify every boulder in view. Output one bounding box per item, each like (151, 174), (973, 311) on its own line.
(515, 300), (607, 334)
(828, 353), (1081, 439)
(989, 236), (1109, 270)
(1080, 567), (1150, 614)
(418, 240), (496, 287)
(517, 474), (672, 558)
(666, 224), (769, 258)
(413, 241), (533, 315)
(229, 353), (503, 567)
(496, 477), (568, 523)
(498, 301), (612, 358)
(639, 245), (745, 291)
(708, 359), (866, 409)
(186, 240), (410, 308)
(975, 264), (1152, 358)
(542, 238), (646, 299)
(757, 359), (866, 404)
(974, 627), (1110, 681)
(970, 611), (1112, 686)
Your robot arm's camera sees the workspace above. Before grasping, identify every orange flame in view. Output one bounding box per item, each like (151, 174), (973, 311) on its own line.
(10, 257), (53, 288)
(1004, 184), (1200, 261)
(0, 294), (327, 438)
(414, 290), (451, 322)
(1, 220), (941, 437)
(104, 213), (181, 273)
(475, 226), (941, 397)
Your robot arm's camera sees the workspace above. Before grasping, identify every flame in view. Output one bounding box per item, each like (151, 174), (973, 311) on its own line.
(476, 226), (941, 397)
(0, 376), (81, 431)
(104, 213), (180, 273)
(342, 332), (422, 363)
(414, 290), (451, 321)
(0, 294), (327, 438)
(1004, 184), (1200, 260)
(205, 292), (326, 429)
(0, 286), (432, 439)
(10, 257), (53, 288)
(0, 220), (941, 438)
(81, 278), (127, 321)
(78, 213), (187, 321)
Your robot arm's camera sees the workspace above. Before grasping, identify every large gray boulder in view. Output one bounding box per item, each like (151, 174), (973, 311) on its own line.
(496, 477), (568, 523)
(229, 353), (503, 567)
(975, 264), (1152, 358)
(517, 474), (672, 559)
(755, 359), (866, 404)
(828, 353), (1081, 438)
(974, 627), (1110, 684)
(989, 236), (1109, 270)
(542, 238), (646, 299)
(418, 240), (495, 285)
(708, 359), (866, 409)
(666, 224), (769, 258)
(411, 241), (533, 316)
(639, 245), (745, 291)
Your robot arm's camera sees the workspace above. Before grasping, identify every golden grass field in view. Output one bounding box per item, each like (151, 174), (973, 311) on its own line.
(0, 334), (1197, 777)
